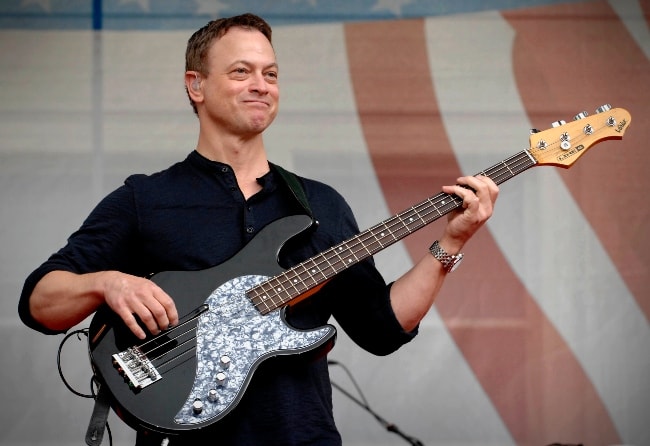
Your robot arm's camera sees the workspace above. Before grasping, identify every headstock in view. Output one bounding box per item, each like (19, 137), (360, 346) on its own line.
(528, 105), (631, 168)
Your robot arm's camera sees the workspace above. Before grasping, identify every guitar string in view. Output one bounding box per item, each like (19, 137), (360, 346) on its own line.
(130, 306), (208, 365)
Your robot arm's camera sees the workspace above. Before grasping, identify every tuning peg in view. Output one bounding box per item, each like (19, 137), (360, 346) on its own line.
(529, 128), (540, 134)
(573, 111), (588, 120)
(596, 104), (612, 113)
(551, 120), (566, 128)
(557, 131), (572, 150)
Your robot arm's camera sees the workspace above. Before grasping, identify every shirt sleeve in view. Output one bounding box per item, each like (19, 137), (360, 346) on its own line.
(325, 244), (418, 355)
(298, 180), (418, 356)
(18, 184), (139, 335)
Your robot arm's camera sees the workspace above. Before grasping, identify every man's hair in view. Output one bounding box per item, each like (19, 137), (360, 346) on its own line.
(185, 13), (273, 115)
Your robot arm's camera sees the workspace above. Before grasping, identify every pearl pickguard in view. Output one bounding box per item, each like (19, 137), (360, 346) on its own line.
(174, 274), (335, 425)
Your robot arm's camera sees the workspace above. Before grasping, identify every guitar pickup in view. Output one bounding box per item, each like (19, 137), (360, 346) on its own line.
(112, 346), (162, 390)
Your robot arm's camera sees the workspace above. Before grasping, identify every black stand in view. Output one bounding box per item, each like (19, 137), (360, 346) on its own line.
(328, 360), (424, 446)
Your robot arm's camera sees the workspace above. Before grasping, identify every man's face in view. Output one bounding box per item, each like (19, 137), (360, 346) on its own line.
(200, 27), (279, 137)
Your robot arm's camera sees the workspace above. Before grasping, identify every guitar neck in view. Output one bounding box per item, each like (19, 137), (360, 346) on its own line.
(250, 100), (635, 314)
(249, 149), (537, 314)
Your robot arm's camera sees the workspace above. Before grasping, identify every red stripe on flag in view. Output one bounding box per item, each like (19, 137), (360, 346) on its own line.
(504, 0), (650, 322)
(345, 18), (621, 445)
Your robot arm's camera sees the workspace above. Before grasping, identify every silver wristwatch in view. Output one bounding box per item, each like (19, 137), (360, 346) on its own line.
(429, 240), (464, 273)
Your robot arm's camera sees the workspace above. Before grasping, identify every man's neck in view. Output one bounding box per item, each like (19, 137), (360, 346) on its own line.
(196, 133), (270, 199)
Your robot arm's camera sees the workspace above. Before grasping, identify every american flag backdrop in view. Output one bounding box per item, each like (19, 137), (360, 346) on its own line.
(0, 1), (648, 445)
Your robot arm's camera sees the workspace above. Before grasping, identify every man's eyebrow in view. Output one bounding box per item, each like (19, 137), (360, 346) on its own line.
(229, 60), (279, 70)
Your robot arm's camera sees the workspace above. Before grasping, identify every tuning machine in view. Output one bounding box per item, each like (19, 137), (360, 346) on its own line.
(594, 103), (617, 127)
(595, 103), (612, 114)
(573, 111), (588, 120)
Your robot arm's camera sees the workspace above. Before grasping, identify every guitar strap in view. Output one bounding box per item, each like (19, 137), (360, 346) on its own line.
(84, 383), (111, 446)
(270, 163), (314, 218)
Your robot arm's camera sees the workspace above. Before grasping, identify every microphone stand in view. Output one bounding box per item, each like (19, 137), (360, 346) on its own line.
(328, 360), (425, 446)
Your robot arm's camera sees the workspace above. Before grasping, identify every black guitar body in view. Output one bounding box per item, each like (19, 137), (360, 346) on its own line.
(88, 214), (337, 435)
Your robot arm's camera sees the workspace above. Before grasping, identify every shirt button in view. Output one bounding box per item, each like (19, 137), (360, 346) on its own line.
(246, 226), (255, 234)
(221, 167), (229, 173)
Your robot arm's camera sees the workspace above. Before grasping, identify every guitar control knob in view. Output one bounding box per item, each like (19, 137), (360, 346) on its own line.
(551, 120), (566, 128)
(220, 355), (231, 369)
(208, 389), (219, 402)
(573, 111), (588, 120)
(215, 372), (228, 388)
(192, 399), (203, 415)
(596, 104), (611, 113)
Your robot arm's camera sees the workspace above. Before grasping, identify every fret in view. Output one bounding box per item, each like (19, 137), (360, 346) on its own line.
(293, 265), (314, 291)
(429, 196), (445, 218)
(369, 225), (385, 249)
(344, 235), (365, 263)
(325, 246), (348, 272)
(294, 261), (322, 288)
(501, 160), (515, 177)
(283, 268), (307, 295)
(378, 221), (398, 244)
(320, 250), (339, 279)
(403, 208), (425, 233)
(330, 244), (353, 271)
(364, 230), (385, 254)
(364, 229), (387, 256)
(358, 234), (374, 257)
(267, 277), (286, 308)
(268, 277), (290, 302)
(391, 215), (412, 239)
(251, 281), (282, 312)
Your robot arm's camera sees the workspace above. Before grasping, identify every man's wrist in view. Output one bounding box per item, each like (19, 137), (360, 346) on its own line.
(429, 240), (464, 273)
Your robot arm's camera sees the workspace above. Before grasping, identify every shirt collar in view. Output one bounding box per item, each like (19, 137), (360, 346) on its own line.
(187, 150), (277, 196)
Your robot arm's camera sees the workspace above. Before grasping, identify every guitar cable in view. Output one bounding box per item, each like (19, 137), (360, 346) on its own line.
(57, 328), (114, 446)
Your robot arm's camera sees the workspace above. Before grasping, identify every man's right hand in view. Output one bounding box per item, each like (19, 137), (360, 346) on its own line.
(100, 271), (179, 339)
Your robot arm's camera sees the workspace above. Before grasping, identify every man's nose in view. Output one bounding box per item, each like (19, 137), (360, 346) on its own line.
(249, 72), (269, 94)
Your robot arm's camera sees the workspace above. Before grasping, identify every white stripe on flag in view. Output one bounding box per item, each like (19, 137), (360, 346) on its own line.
(609, 0), (650, 60)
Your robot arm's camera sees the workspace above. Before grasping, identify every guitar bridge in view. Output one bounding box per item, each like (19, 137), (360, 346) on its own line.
(112, 346), (162, 390)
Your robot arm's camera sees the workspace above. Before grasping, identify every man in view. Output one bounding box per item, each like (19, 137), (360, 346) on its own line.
(19, 13), (498, 445)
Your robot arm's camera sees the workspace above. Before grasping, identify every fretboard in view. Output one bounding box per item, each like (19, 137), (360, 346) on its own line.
(248, 149), (537, 314)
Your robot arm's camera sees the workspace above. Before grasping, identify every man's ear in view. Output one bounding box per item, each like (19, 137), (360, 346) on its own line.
(185, 72), (203, 100)
(191, 74), (201, 91)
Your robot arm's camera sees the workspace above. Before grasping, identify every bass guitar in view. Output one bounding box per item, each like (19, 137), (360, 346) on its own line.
(88, 105), (631, 435)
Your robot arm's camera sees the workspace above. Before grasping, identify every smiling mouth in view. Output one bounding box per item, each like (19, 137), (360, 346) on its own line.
(243, 100), (269, 106)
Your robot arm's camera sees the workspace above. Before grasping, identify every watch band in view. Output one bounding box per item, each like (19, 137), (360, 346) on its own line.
(429, 240), (464, 273)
